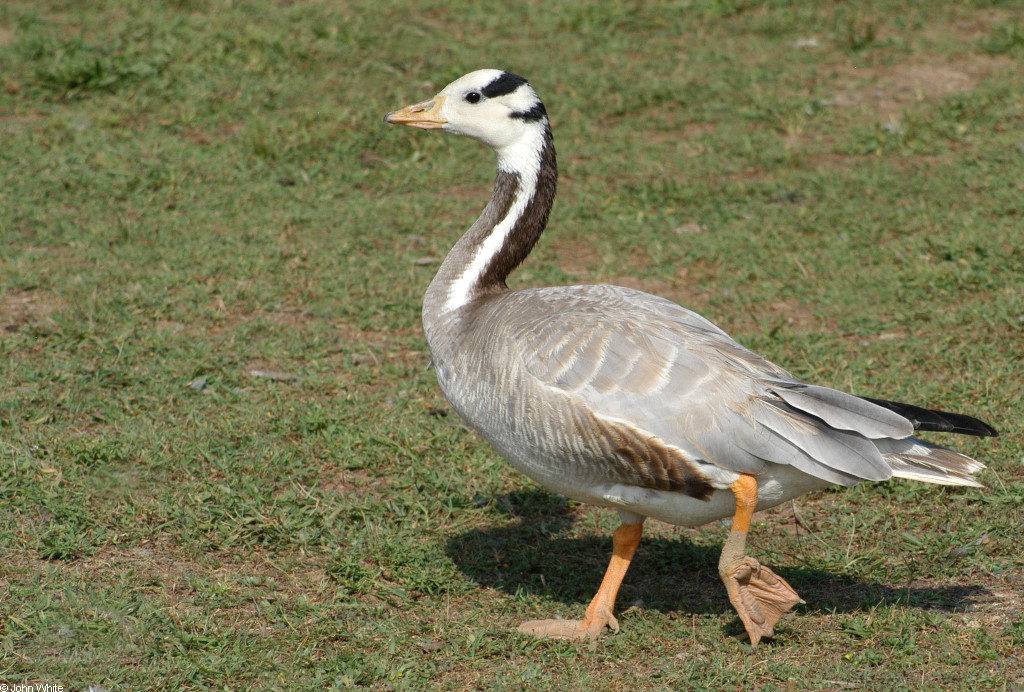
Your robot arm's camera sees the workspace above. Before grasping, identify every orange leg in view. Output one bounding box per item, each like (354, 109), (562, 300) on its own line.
(519, 522), (643, 643)
(719, 473), (803, 648)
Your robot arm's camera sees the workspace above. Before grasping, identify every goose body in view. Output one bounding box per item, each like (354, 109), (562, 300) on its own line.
(385, 70), (997, 647)
(431, 282), (840, 527)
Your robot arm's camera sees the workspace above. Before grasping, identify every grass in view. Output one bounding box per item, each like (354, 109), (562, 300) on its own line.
(1, 0), (1022, 689)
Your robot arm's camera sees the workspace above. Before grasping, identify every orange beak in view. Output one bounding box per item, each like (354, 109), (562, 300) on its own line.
(384, 95), (447, 130)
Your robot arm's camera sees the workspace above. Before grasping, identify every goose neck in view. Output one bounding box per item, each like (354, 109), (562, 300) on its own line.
(423, 126), (557, 325)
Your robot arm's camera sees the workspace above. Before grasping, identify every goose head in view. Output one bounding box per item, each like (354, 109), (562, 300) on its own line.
(386, 69), (548, 158)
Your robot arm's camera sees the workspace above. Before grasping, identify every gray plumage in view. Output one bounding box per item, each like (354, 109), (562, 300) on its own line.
(389, 68), (995, 530)
(386, 69), (998, 647)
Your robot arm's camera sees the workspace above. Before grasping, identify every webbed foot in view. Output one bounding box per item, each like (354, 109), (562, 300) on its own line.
(721, 554), (803, 648)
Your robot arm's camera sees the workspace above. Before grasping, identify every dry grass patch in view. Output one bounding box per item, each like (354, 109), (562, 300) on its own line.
(827, 56), (1014, 118)
(0, 288), (67, 333)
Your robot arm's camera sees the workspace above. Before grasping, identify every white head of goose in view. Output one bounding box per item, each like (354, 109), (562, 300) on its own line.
(385, 69), (997, 648)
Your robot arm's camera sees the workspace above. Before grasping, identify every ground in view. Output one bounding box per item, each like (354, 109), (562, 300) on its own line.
(1, 1), (1022, 689)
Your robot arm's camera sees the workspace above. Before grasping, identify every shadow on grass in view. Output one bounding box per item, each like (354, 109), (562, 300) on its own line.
(446, 489), (988, 624)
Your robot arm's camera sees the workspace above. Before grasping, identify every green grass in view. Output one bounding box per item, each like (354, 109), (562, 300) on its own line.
(2, 0), (1022, 689)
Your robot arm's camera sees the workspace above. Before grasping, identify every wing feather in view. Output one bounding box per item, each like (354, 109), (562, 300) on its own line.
(753, 400), (891, 482)
(770, 383), (914, 439)
(494, 284), (982, 490)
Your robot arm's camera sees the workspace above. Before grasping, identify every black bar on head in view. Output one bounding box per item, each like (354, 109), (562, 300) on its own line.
(482, 72), (528, 98)
(512, 103), (547, 122)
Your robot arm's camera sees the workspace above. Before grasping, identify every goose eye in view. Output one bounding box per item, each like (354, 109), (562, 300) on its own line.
(465, 92), (481, 104)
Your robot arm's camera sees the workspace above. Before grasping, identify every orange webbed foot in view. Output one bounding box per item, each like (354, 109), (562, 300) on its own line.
(721, 555), (803, 648)
(518, 522), (642, 648)
(518, 608), (618, 645)
(719, 474), (803, 648)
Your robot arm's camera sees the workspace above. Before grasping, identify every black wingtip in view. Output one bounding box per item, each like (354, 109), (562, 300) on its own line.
(861, 397), (999, 437)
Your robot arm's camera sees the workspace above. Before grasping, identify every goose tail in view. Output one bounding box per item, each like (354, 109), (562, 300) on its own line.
(877, 437), (987, 487)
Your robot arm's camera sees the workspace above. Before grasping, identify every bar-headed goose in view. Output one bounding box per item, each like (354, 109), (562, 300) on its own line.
(384, 69), (997, 648)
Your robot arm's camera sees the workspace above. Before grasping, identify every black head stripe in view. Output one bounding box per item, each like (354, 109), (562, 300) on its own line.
(511, 102), (547, 122)
(481, 71), (528, 98)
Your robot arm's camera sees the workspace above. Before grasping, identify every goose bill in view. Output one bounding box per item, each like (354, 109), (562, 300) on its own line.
(385, 96), (447, 129)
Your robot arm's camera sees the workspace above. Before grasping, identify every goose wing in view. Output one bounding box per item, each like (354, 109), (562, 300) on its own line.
(504, 284), (913, 489)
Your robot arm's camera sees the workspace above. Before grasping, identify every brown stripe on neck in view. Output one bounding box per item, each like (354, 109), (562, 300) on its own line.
(477, 127), (557, 294)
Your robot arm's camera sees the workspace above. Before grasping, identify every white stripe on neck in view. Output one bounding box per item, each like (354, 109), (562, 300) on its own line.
(444, 126), (546, 312)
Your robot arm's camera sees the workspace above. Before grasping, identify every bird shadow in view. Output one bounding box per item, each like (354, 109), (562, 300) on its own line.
(446, 489), (988, 635)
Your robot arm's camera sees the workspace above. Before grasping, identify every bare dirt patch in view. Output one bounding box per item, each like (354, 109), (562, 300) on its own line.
(332, 321), (422, 347)
(443, 183), (490, 202)
(154, 319), (187, 334)
(609, 273), (682, 300)
(315, 465), (379, 495)
(753, 297), (823, 333)
(326, 323), (429, 377)
(549, 237), (600, 277)
(0, 289), (66, 333)
(245, 358), (305, 383)
(828, 55), (1012, 118)
(254, 308), (313, 329)
(71, 542), (337, 610)
(200, 301), (315, 337)
(963, 583), (1024, 632)
(701, 294), (831, 340)
(642, 120), (718, 150)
